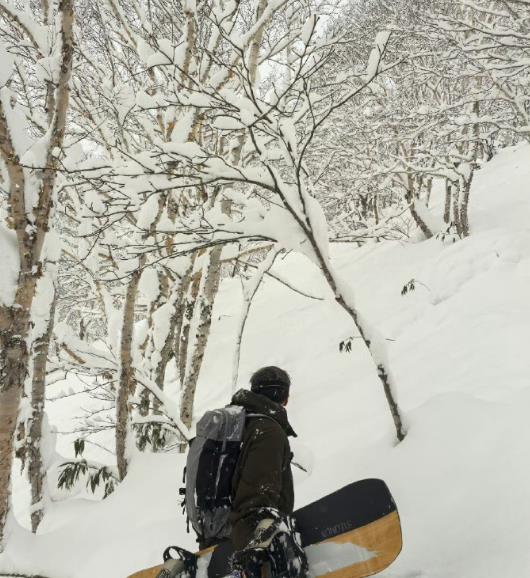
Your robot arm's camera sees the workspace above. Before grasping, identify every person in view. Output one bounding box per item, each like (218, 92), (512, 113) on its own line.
(227, 366), (307, 578)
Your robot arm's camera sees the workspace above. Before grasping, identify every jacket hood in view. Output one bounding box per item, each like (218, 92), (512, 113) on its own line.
(231, 389), (297, 437)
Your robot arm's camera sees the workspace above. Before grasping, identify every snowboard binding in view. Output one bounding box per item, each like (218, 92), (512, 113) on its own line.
(157, 546), (197, 578)
(231, 515), (308, 578)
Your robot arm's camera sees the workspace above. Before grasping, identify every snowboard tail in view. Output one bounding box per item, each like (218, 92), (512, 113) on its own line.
(304, 509), (401, 578)
(128, 479), (402, 578)
(296, 479), (401, 578)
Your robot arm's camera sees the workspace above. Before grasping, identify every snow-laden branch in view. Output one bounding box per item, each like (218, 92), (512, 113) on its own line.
(136, 373), (191, 442)
(231, 246), (280, 391)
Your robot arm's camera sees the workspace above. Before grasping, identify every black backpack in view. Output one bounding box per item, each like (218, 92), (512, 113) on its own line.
(183, 406), (247, 545)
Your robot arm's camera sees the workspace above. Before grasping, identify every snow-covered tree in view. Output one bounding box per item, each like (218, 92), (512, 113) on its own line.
(0, 0), (74, 541)
(84, 1), (409, 440)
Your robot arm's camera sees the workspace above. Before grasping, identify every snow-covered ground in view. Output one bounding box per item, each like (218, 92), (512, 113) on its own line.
(4, 143), (530, 578)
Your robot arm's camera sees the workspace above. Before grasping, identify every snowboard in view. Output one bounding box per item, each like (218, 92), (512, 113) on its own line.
(128, 479), (402, 578)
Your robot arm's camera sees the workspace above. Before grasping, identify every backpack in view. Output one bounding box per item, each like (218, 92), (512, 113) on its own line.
(183, 405), (247, 545)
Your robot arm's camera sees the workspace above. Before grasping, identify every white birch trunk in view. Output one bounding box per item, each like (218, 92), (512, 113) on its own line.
(0, 0), (74, 548)
(116, 256), (144, 481)
(28, 287), (57, 532)
(180, 246), (223, 430)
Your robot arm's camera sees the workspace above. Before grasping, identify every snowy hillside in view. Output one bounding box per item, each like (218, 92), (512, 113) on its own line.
(4, 143), (530, 578)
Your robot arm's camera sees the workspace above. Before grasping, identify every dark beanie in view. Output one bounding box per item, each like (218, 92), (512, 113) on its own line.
(250, 366), (291, 403)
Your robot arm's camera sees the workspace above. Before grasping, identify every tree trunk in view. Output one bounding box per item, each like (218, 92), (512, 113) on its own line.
(180, 246), (223, 430)
(452, 182), (462, 236)
(0, 284), (35, 548)
(405, 189), (433, 239)
(116, 259), (144, 481)
(232, 249), (278, 391)
(443, 180), (452, 224)
(278, 188), (406, 442)
(150, 295), (180, 419)
(459, 175), (474, 238)
(373, 194), (379, 225)
(155, 314), (177, 394)
(177, 265), (201, 387)
(458, 101), (480, 238)
(138, 271), (171, 419)
(28, 287), (57, 532)
(0, 367), (23, 549)
(0, 0), (73, 548)
(402, 167), (433, 239)
(328, 272), (405, 441)
(425, 177), (433, 207)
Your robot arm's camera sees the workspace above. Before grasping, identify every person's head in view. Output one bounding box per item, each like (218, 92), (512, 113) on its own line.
(250, 366), (290, 405)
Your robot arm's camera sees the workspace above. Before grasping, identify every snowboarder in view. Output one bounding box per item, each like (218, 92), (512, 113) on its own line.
(227, 366), (307, 578)
(230, 366), (307, 576)
(180, 365), (307, 578)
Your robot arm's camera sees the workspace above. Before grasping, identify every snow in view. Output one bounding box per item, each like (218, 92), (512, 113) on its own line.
(4, 143), (530, 577)
(0, 219), (19, 307)
(21, 126), (54, 215)
(469, 144), (530, 233)
(147, 46), (173, 67)
(301, 15), (317, 46)
(212, 116), (246, 131)
(306, 540), (375, 573)
(137, 194), (161, 231)
(163, 141), (206, 159)
(29, 272), (55, 344)
(170, 110), (196, 143)
(152, 302), (174, 360)
(0, 2), (48, 54)
(138, 267), (160, 304)
(0, 43), (14, 86)
(137, 39), (155, 64)
(364, 31), (391, 82)
(0, 87), (33, 158)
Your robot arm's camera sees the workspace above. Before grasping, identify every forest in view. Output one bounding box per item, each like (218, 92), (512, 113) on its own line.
(0, 1), (529, 576)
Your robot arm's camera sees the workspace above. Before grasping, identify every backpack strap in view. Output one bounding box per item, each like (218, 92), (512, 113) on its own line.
(245, 412), (277, 423)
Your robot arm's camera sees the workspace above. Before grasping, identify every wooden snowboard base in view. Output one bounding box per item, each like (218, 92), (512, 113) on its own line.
(128, 509), (401, 578)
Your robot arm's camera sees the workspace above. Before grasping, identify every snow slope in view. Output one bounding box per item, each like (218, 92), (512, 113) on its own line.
(3, 143), (530, 578)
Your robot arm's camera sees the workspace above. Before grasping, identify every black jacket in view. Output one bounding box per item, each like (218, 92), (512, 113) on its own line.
(229, 389), (296, 549)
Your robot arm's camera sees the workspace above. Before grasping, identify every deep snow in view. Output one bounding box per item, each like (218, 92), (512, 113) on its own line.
(3, 143), (530, 578)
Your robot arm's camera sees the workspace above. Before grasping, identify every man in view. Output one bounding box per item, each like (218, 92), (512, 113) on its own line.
(227, 366), (307, 578)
